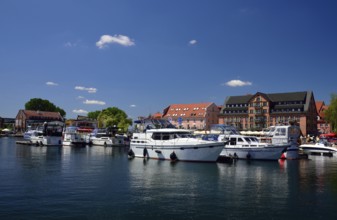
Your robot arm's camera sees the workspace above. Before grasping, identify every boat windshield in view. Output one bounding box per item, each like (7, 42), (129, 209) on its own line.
(175, 132), (193, 138)
(152, 132), (193, 140)
(210, 124), (240, 135)
(134, 118), (176, 132)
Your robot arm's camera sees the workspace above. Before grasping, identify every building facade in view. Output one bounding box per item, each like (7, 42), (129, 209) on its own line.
(15, 110), (64, 132)
(162, 102), (220, 130)
(219, 91), (318, 136)
(316, 101), (331, 134)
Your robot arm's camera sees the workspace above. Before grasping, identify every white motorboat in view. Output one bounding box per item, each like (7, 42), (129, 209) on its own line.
(23, 129), (34, 140)
(23, 126), (44, 145)
(89, 128), (125, 146)
(38, 121), (64, 146)
(300, 140), (337, 156)
(205, 124), (301, 160)
(128, 119), (224, 162)
(63, 126), (86, 147)
(218, 134), (287, 160)
(23, 126), (42, 140)
(30, 130), (44, 145)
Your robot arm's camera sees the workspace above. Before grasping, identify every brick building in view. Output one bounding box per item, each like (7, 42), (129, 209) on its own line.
(219, 91), (318, 136)
(15, 110), (64, 132)
(162, 102), (219, 130)
(316, 101), (330, 134)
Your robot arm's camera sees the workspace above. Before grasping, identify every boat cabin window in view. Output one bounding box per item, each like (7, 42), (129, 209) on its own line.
(175, 132), (192, 138)
(237, 137), (244, 143)
(274, 128), (286, 136)
(152, 133), (162, 140)
(244, 137), (251, 142)
(152, 132), (192, 140)
(230, 138), (236, 145)
(247, 137), (258, 142)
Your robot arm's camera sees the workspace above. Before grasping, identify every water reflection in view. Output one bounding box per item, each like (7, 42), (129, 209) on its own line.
(2, 137), (337, 219)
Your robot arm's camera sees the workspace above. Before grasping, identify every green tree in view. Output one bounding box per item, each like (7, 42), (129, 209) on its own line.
(88, 110), (101, 120)
(97, 107), (132, 132)
(325, 93), (337, 133)
(25, 98), (66, 117)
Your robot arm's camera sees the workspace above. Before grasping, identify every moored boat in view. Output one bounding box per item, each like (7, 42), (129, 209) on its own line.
(89, 127), (126, 146)
(300, 139), (337, 156)
(63, 126), (86, 147)
(205, 123), (301, 160)
(40, 121), (65, 146)
(128, 119), (224, 162)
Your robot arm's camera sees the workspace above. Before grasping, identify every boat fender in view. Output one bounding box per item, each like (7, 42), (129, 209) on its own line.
(234, 153), (238, 159)
(128, 149), (135, 158)
(104, 142), (107, 147)
(143, 147), (148, 157)
(170, 151), (178, 161)
(246, 153), (251, 159)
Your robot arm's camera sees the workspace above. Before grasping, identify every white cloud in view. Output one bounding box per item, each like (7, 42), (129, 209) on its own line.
(130, 104), (136, 108)
(96, 34), (135, 49)
(189, 39), (197, 45)
(77, 96), (85, 99)
(72, 109), (88, 114)
(83, 99), (106, 105)
(223, 80), (252, 87)
(75, 86), (97, 93)
(46, 81), (58, 86)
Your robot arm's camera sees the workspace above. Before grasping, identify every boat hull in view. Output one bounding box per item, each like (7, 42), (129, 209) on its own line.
(130, 143), (224, 162)
(300, 144), (337, 155)
(220, 145), (288, 160)
(90, 138), (113, 146)
(42, 136), (63, 146)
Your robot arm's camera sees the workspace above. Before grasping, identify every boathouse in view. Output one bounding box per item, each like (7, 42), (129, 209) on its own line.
(15, 110), (64, 132)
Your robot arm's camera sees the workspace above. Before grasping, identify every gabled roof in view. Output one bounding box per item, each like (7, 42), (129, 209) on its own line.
(316, 101), (324, 113)
(18, 110), (63, 120)
(226, 95), (253, 104)
(247, 92), (270, 103)
(316, 101), (328, 118)
(225, 91), (310, 104)
(163, 102), (216, 118)
(267, 91), (308, 102)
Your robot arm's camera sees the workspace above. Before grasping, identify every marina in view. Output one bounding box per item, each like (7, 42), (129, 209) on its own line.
(1, 136), (337, 219)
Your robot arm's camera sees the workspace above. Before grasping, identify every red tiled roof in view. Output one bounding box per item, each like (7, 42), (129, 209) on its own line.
(163, 102), (214, 118)
(315, 101), (328, 118)
(22, 110), (63, 120)
(315, 101), (324, 113)
(152, 112), (163, 119)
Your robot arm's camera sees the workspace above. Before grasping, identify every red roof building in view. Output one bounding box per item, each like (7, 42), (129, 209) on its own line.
(316, 101), (331, 134)
(15, 109), (64, 132)
(162, 102), (219, 130)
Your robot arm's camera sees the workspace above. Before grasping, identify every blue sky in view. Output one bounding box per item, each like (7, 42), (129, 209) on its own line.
(1, 0), (337, 120)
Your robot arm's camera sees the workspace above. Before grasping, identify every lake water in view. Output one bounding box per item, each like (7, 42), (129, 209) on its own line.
(1, 137), (337, 220)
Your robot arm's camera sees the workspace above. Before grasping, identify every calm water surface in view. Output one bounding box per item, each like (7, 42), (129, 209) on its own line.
(1, 137), (337, 220)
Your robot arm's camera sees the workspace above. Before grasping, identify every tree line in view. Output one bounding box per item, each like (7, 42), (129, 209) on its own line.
(25, 98), (132, 132)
